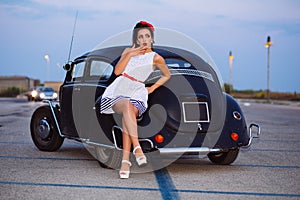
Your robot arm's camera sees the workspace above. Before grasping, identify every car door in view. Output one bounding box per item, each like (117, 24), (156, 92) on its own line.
(78, 57), (114, 141)
(60, 59), (86, 137)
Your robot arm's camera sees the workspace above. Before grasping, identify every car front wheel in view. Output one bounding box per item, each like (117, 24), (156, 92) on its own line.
(30, 106), (64, 151)
(208, 148), (239, 165)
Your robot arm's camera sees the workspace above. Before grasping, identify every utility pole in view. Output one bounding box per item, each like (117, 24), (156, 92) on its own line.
(229, 51), (234, 93)
(264, 36), (272, 102)
(44, 54), (50, 81)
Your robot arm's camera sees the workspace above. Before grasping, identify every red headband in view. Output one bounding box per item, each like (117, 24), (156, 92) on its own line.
(140, 21), (154, 32)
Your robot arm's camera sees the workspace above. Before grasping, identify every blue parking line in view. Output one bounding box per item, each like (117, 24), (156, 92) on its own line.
(2, 141), (300, 153)
(0, 141), (32, 145)
(0, 181), (157, 191)
(0, 155), (95, 161)
(232, 164), (300, 169)
(177, 188), (300, 198)
(1, 181), (299, 198)
(154, 168), (180, 200)
(249, 149), (300, 153)
(1, 155), (300, 169)
(0, 141), (83, 146)
(260, 139), (300, 143)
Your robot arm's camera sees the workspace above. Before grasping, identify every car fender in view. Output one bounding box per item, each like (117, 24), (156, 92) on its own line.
(213, 94), (249, 149)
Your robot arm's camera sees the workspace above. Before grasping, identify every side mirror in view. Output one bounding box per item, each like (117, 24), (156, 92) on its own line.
(63, 63), (72, 71)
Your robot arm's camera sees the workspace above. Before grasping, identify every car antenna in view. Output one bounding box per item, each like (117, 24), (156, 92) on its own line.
(67, 10), (78, 64)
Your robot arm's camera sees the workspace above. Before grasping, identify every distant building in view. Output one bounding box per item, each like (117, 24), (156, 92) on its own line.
(0, 76), (40, 92)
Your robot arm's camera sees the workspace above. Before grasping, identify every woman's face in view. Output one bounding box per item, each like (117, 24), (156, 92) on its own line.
(136, 28), (153, 48)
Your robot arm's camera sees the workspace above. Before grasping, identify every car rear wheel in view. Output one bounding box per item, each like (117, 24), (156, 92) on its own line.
(208, 148), (239, 165)
(95, 146), (122, 169)
(30, 106), (64, 151)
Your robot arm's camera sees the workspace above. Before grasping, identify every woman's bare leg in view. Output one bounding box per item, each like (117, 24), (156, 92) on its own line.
(113, 99), (145, 158)
(120, 118), (131, 172)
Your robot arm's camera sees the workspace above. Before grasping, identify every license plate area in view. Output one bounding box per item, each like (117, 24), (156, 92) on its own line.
(182, 102), (210, 123)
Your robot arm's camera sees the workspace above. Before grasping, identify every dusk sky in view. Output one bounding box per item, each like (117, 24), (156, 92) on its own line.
(1, 0), (300, 92)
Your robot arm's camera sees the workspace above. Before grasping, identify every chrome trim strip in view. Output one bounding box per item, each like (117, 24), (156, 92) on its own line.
(158, 147), (221, 154)
(43, 100), (65, 138)
(84, 140), (115, 149)
(182, 102), (210, 123)
(146, 69), (215, 83)
(62, 83), (107, 88)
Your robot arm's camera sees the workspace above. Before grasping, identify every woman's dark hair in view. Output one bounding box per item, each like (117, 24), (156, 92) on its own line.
(132, 21), (155, 47)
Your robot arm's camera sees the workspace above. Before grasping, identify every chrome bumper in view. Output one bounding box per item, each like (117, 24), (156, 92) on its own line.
(111, 123), (260, 154)
(158, 124), (260, 154)
(158, 147), (221, 154)
(242, 123), (261, 148)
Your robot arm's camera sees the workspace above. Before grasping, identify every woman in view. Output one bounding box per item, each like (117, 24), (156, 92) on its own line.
(100, 21), (170, 179)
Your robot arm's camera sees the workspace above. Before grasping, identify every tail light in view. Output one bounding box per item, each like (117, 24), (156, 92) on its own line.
(155, 134), (164, 143)
(231, 132), (239, 141)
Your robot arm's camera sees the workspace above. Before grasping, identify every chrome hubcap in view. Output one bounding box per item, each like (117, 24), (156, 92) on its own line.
(38, 119), (51, 139)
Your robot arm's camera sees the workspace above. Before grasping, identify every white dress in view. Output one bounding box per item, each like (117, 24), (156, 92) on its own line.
(100, 51), (156, 116)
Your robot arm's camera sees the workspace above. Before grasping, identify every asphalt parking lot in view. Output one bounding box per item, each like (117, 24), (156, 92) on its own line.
(0, 98), (299, 199)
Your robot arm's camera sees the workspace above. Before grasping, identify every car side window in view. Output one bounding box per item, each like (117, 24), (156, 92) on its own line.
(71, 61), (85, 81)
(89, 60), (113, 81)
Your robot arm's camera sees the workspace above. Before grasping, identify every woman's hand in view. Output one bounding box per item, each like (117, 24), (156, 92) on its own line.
(146, 87), (155, 94)
(128, 44), (148, 57)
(114, 45), (148, 75)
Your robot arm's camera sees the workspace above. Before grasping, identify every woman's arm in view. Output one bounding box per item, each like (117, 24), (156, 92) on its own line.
(114, 45), (148, 75)
(147, 54), (171, 94)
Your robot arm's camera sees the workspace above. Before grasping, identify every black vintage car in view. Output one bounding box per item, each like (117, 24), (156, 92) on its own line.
(30, 45), (260, 170)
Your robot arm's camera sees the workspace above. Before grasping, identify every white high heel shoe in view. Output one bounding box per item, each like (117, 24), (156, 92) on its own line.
(119, 160), (132, 179)
(133, 146), (147, 167)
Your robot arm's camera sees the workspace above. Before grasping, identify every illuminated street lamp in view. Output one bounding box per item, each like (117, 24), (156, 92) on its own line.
(44, 54), (50, 81)
(264, 36), (272, 102)
(229, 51), (234, 92)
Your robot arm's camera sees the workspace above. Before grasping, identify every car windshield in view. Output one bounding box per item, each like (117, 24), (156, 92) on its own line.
(39, 87), (54, 92)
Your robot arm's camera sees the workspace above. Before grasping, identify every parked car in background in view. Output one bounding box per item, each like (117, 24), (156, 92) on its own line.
(27, 86), (58, 101)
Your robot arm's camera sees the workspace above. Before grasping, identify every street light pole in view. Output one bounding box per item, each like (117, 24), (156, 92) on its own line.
(264, 36), (272, 102)
(44, 55), (50, 82)
(229, 51), (234, 92)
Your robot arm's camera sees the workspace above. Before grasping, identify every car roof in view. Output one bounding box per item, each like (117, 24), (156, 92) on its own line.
(76, 46), (210, 69)
(74, 45), (223, 88)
